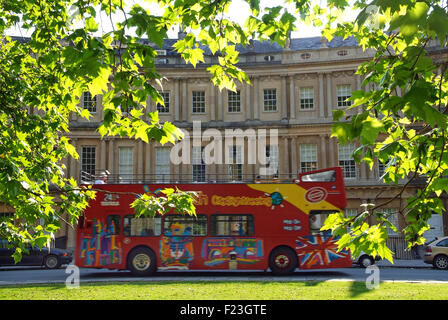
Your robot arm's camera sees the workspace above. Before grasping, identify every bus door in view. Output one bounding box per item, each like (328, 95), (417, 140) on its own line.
(77, 213), (123, 268)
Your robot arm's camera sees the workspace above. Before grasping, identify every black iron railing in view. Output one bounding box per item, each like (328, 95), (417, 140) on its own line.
(79, 170), (301, 184)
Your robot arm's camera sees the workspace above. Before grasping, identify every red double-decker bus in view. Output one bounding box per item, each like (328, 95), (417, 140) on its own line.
(75, 167), (351, 275)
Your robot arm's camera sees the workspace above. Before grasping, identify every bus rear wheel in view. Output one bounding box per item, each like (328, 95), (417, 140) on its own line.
(127, 247), (157, 276)
(269, 247), (298, 275)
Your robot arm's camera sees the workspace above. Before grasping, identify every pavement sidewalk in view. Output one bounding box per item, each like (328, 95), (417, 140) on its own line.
(375, 259), (430, 268)
(0, 260), (433, 271)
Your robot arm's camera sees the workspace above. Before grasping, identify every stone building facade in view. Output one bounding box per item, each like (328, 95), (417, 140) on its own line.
(5, 35), (448, 258)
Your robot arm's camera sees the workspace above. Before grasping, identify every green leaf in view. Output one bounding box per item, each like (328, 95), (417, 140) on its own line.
(85, 17), (98, 32)
(65, 142), (78, 160)
(389, 2), (429, 43)
(360, 117), (385, 145)
(331, 122), (354, 145)
(427, 6), (448, 44)
(12, 248), (22, 264)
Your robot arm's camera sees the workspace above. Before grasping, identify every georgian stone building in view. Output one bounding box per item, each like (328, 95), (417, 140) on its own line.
(6, 35), (448, 257)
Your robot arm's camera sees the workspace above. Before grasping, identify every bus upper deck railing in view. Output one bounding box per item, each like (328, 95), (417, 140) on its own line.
(79, 170), (305, 185)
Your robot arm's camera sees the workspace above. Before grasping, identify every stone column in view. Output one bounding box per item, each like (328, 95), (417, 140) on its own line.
(100, 139), (107, 171)
(281, 137), (290, 177)
(329, 137), (336, 167)
(182, 79), (187, 121)
(174, 78), (180, 121)
(108, 138), (115, 177)
(356, 73), (362, 91)
(326, 73), (333, 118)
(289, 75), (296, 120)
(246, 80), (252, 120)
(281, 75), (288, 119)
(253, 76), (259, 120)
(210, 84), (216, 121)
(98, 95), (104, 120)
(69, 138), (78, 181)
(137, 140), (144, 181)
(62, 154), (70, 179)
(319, 73), (325, 118)
(320, 134), (327, 169)
(217, 88), (223, 121)
(290, 137), (298, 176)
(144, 141), (151, 179)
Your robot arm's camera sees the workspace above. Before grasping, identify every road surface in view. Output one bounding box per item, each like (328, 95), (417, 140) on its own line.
(1, 265), (447, 286)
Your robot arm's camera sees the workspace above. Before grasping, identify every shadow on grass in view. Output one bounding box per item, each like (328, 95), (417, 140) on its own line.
(348, 280), (373, 299)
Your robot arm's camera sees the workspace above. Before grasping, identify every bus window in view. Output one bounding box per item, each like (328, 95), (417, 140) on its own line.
(164, 215), (207, 236)
(301, 170), (336, 182)
(107, 215), (121, 235)
(210, 215), (254, 236)
(123, 215), (161, 237)
(309, 210), (339, 233)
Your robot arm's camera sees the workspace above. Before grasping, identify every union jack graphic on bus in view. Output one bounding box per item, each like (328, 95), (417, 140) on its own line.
(295, 231), (350, 269)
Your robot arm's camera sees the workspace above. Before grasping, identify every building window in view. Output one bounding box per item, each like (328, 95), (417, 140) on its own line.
(82, 92), (97, 113)
(338, 143), (356, 179)
(192, 146), (206, 182)
(337, 84), (352, 108)
(301, 53), (311, 59)
(155, 147), (171, 182)
(300, 87), (315, 110)
(0, 212), (13, 219)
(265, 144), (279, 176)
(0, 212), (14, 228)
(124, 215), (162, 236)
(263, 89), (277, 112)
(300, 144), (318, 173)
(192, 91), (206, 113)
(118, 147), (134, 182)
(380, 208), (399, 235)
(227, 145), (243, 181)
(210, 215), (254, 236)
(81, 146), (96, 176)
(164, 215), (207, 236)
(156, 92), (170, 114)
(227, 90), (241, 113)
(378, 159), (391, 179)
(378, 161), (385, 178)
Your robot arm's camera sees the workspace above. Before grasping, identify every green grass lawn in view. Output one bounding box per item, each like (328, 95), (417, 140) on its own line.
(1, 280), (447, 300)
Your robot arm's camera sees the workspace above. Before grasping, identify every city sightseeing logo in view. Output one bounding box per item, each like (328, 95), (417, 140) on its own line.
(304, 187), (328, 203)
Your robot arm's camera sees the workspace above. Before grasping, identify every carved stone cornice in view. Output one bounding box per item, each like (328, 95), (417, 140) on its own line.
(294, 73), (318, 80)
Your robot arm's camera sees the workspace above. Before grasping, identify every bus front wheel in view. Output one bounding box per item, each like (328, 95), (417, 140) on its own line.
(127, 247), (157, 276)
(269, 247), (298, 275)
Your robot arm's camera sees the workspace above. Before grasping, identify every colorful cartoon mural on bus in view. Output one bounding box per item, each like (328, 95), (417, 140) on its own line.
(295, 230), (349, 269)
(201, 238), (264, 268)
(159, 222), (194, 270)
(79, 219), (122, 267)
